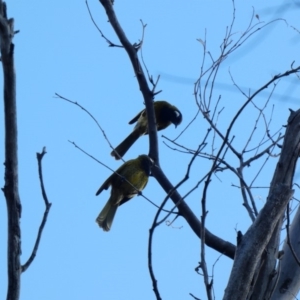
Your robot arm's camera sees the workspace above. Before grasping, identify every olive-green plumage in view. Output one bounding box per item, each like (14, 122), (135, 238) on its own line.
(111, 100), (182, 159)
(95, 155), (152, 231)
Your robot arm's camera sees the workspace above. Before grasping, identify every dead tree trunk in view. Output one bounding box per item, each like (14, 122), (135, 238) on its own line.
(224, 109), (300, 300)
(0, 2), (21, 300)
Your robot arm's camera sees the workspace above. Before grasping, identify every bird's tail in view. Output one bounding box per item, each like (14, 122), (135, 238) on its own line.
(96, 200), (118, 232)
(111, 130), (141, 160)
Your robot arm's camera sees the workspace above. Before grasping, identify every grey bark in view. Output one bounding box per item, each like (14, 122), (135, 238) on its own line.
(271, 205), (300, 300)
(223, 109), (300, 300)
(249, 223), (281, 300)
(0, 2), (21, 300)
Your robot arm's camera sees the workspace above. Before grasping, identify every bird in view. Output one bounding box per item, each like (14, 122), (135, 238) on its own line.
(95, 154), (152, 231)
(111, 100), (182, 160)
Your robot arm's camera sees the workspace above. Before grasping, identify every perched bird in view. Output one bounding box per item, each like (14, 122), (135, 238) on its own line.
(95, 154), (152, 231)
(111, 100), (182, 159)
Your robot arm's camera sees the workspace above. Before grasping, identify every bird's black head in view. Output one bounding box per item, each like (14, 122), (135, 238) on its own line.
(138, 155), (153, 176)
(155, 101), (183, 129)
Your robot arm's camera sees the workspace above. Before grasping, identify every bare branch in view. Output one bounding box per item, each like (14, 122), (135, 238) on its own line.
(21, 148), (52, 272)
(148, 143), (209, 299)
(224, 184), (293, 300)
(236, 166), (257, 220)
(189, 293), (201, 300)
(68, 140), (174, 213)
(98, 0), (159, 163)
(242, 135), (283, 168)
(0, 2), (21, 299)
(152, 165), (236, 259)
(272, 203), (300, 299)
(85, 0), (122, 48)
(54, 93), (122, 161)
(97, 0), (237, 262)
(138, 20), (162, 95)
(224, 108), (300, 300)
(148, 224), (162, 300)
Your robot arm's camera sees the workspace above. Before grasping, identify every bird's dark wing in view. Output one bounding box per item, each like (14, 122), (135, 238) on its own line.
(119, 196), (131, 206)
(95, 174), (113, 196)
(96, 160), (133, 196)
(128, 108), (146, 124)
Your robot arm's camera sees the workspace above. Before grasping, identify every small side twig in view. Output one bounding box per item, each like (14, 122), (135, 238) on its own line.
(148, 141), (208, 300)
(189, 293), (202, 300)
(138, 20), (162, 96)
(55, 93), (122, 161)
(85, 0), (122, 47)
(69, 140), (174, 213)
(148, 224), (162, 300)
(21, 147), (52, 272)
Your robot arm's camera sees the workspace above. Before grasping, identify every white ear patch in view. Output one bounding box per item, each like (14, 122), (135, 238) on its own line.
(175, 111), (181, 117)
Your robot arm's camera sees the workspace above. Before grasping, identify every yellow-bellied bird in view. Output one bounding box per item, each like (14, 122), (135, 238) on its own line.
(96, 155), (152, 231)
(111, 100), (182, 160)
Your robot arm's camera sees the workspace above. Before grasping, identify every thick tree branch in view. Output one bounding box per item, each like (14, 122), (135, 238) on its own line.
(224, 108), (300, 300)
(98, 0), (159, 163)
(224, 184), (293, 300)
(271, 204), (300, 299)
(98, 0), (236, 259)
(152, 165), (236, 259)
(0, 2), (21, 300)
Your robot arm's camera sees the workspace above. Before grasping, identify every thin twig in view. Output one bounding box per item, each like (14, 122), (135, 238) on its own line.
(199, 65), (300, 227)
(148, 142), (204, 300)
(85, 0), (122, 47)
(189, 293), (202, 300)
(242, 135), (283, 168)
(99, 0), (160, 163)
(148, 226), (162, 300)
(69, 140), (175, 214)
(138, 19), (162, 95)
(55, 93), (123, 162)
(21, 148), (52, 272)
(210, 254), (223, 299)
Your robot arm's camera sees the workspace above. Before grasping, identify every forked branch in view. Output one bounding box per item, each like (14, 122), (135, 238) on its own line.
(98, 0), (236, 260)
